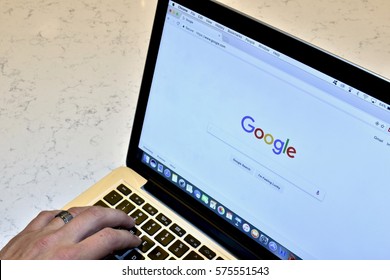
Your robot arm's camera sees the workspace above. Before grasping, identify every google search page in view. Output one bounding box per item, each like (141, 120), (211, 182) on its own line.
(139, 14), (390, 259)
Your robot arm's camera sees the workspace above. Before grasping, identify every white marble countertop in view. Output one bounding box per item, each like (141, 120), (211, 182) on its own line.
(0, 0), (389, 249)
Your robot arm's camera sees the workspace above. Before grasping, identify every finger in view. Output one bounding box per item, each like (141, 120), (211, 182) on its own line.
(23, 210), (64, 232)
(66, 228), (142, 260)
(45, 206), (91, 230)
(61, 206), (136, 243)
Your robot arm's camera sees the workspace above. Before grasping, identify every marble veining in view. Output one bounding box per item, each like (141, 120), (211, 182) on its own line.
(0, 0), (389, 248)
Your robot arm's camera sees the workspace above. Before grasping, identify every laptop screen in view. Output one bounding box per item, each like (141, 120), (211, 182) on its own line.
(133, 0), (390, 259)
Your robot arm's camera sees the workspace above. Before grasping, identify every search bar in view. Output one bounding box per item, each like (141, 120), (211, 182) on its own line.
(207, 123), (326, 201)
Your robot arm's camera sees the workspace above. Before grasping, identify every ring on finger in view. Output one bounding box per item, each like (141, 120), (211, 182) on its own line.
(54, 210), (74, 224)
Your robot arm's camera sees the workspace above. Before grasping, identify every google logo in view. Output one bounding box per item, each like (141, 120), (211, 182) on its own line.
(241, 116), (297, 158)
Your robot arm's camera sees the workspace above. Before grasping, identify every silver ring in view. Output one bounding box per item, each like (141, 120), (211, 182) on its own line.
(54, 210), (74, 224)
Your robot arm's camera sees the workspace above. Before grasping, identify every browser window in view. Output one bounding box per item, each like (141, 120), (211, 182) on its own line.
(139, 1), (390, 259)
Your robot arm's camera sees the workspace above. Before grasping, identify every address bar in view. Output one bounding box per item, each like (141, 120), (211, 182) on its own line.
(207, 123), (326, 202)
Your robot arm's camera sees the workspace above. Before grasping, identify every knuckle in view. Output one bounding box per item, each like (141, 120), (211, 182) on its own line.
(98, 228), (123, 247)
(99, 227), (118, 240)
(36, 210), (55, 220)
(30, 233), (58, 254)
(87, 206), (107, 220)
(67, 206), (83, 215)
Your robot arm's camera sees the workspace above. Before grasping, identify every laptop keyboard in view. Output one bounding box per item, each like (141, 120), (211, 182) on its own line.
(94, 184), (224, 260)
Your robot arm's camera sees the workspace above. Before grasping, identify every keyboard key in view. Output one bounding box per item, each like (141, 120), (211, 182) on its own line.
(139, 236), (155, 253)
(156, 213), (172, 226)
(130, 193), (145, 206)
(129, 227), (142, 236)
(142, 203), (158, 215)
(169, 240), (189, 258)
(103, 254), (120, 260)
(148, 246), (169, 260)
(103, 190), (123, 206)
(117, 184), (132, 196)
(124, 250), (145, 260)
(184, 234), (201, 248)
(183, 251), (204, 260)
(155, 229), (175, 246)
(94, 200), (110, 208)
(170, 223), (186, 237)
(199, 245), (216, 259)
(116, 199), (135, 214)
(141, 219), (162, 236)
(130, 209), (148, 225)
(114, 248), (130, 258)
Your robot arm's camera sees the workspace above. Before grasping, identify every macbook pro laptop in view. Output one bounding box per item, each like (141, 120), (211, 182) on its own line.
(64, 0), (390, 259)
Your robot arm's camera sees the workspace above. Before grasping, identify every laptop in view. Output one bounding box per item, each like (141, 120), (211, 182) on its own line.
(64, 0), (390, 260)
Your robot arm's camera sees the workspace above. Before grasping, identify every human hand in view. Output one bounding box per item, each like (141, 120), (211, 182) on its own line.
(0, 206), (142, 259)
